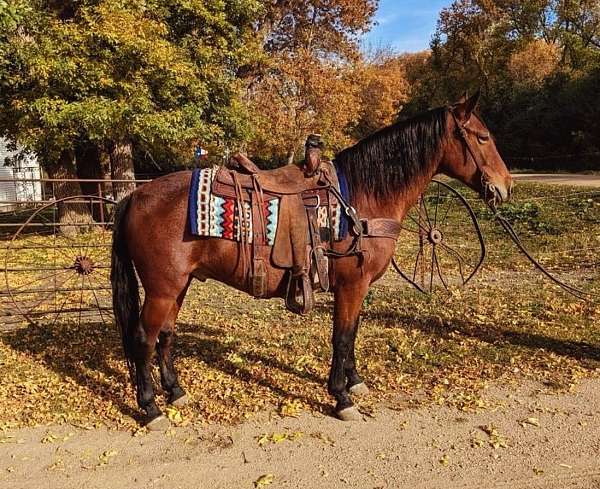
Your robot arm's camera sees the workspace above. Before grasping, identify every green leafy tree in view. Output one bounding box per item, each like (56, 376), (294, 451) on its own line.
(405, 0), (600, 169)
(0, 0), (262, 225)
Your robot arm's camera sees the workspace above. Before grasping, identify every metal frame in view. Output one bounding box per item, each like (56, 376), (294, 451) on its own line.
(1, 176), (149, 326)
(392, 179), (486, 294)
(1, 175), (489, 326)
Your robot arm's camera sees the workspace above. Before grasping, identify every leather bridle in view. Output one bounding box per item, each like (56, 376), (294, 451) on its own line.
(449, 108), (501, 209)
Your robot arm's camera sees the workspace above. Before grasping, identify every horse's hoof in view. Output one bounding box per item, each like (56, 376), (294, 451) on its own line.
(336, 406), (362, 422)
(349, 382), (370, 396)
(170, 394), (189, 408)
(146, 415), (170, 431)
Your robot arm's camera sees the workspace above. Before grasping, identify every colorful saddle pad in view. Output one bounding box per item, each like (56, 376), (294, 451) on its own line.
(188, 167), (342, 244)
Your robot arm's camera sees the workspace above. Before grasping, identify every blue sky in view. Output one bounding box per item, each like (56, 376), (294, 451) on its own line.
(361, 0), (451, 53)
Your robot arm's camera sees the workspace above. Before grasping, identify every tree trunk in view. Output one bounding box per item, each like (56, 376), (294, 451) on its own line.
(109, 140), (136, 201)
(75, 143), (107, 221)
(75, 142), (102, 194)
(45, 150), (93, 237)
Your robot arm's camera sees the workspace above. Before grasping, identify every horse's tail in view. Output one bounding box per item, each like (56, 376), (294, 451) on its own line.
(111, 194), (139, 384)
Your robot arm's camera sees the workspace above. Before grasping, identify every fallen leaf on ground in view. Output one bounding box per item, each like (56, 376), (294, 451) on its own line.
(98, 449), (118, 466)
(165, 406), (183, 423)
(520, 417), (540, 427)
(254, 474), (274, 487)
(257, 431), (303, 446)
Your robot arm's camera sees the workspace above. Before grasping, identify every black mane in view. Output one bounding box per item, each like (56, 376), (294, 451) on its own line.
(335, 107), (448, 200)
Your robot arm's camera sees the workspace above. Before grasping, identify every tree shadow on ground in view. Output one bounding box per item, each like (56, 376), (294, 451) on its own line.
(366, 309), (600, 367)
(0, 321), (141, 420)
(2, 319), (332, 421)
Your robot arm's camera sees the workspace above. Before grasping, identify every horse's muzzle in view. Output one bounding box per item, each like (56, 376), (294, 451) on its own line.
(487, 180), (513, 205)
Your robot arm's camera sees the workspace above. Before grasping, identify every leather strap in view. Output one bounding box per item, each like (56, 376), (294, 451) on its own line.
(361, 218), (402, 240)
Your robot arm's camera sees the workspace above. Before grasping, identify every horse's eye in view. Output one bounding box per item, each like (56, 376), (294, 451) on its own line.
(477, 133), (490, 144)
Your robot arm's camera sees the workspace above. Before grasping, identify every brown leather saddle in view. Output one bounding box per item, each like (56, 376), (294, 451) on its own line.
(211, 135), (402, 315)
(211, 135), (335, 315)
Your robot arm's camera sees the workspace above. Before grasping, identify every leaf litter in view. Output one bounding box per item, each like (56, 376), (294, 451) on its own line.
(0, 183), (598, 432)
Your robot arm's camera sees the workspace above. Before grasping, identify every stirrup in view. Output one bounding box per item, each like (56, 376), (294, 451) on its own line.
(285, 271), (314, 315)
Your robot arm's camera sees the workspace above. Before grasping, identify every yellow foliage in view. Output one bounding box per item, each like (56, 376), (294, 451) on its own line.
(508, 40), (560, 87)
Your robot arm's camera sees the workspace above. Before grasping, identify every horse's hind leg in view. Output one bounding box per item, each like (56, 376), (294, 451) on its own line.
(133, 296), (180, 429)
(156, 329), (186, 405)
(156, 291), (188, 407)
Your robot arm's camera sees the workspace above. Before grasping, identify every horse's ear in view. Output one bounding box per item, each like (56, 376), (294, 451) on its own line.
(453, 89), (481, 121)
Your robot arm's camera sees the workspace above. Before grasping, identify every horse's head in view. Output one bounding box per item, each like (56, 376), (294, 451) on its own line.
(439, 91), (513, 208)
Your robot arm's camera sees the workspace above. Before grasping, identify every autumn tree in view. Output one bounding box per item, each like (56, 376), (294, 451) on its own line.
(248, 49), (361, 164)
(507, 39), (561, 87)
(351, 50), (412, 139)
(246, 0), (378, 163)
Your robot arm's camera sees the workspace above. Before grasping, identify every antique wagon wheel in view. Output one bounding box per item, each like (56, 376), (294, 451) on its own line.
(4, 195), (116, 326)
(393, 179), (485, 293)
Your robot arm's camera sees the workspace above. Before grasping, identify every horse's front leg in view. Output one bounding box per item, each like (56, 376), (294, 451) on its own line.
(344, 321), (370, 396)
(329, 281), (369, 421)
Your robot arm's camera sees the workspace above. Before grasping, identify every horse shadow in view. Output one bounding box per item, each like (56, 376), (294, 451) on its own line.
(174, 322), (331, 412)
(6, 306), (596, 424)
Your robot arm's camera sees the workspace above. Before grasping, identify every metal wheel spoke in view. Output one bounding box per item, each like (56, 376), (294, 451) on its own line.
(78, 274), (85, 326)
(85, 272), (112, 317)
(433, 183), (441, 226)
(400, 226), (422, 235)
(439, 198), (455, 228)
(406, 212), (431, 234)
(22, 272), (79, 317)
(4, 195), (118, 325)
(439, 242), (475, 270)
(50, 278), (79, 328)
(393, 179), (486, 294)
(429, 245), (435, 292)
(421, 196), (434, 229)
(412, 247), (423, 282)
(433, 248), (449, 289)
(9, 267), (73, 292)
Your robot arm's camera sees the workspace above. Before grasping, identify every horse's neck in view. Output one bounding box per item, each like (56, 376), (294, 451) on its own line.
(353, 158), (441, 222)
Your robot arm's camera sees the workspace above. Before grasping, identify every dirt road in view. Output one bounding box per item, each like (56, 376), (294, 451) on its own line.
(1, 378), (599, 489)
(513, 174), (600, 188)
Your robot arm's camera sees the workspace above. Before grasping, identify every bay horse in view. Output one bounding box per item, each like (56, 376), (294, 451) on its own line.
(111, 92), (513, 429)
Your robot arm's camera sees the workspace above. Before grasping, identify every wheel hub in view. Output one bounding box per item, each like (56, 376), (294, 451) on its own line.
(74, 256), (94, 275)
(428, 228), (443, 245)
